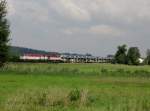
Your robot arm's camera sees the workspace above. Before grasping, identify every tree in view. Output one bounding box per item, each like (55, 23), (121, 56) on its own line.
(114, 44), (127, 64)
(146, 49), (150, 65)
(0, 0), (10, 67)
(9, 55), (20, 62)
(126, 47), (141, 65)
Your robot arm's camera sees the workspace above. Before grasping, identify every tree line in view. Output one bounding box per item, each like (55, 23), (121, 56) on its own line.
(114, 44), (150, 65)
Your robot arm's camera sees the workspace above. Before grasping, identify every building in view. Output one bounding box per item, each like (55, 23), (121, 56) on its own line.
(138, 58), (144, 64)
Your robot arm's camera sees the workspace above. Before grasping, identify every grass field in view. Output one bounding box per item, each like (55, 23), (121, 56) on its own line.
(0, 63), (150, 111)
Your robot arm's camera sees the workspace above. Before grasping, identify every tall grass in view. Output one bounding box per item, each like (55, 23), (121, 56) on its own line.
(4, 88), (150, 111)
(5, 88), (93, 111)
(1, 63), (150, 77)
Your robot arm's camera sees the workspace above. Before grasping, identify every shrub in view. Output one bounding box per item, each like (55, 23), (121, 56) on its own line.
(101, 68), (108, 74)
(68, 88), (80, 102)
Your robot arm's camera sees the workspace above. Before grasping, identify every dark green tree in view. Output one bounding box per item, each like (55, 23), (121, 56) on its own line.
(114, 44), (127, 64)
(127, 47), (141, 65)
(0, 0), (10, 67)
(146, 49), (150, 65)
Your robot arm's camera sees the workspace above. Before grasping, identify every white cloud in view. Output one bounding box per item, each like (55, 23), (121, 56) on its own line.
(62, 27), (85, 35)
(8, 0), (150, 23)
(89, 25), (122, 36)
(48, 0), (150, 23)
(7, 0), (49, 23)
(63, 29), (73, 35)
(63, 25), (122, 37)
(49, 0), (91, 21)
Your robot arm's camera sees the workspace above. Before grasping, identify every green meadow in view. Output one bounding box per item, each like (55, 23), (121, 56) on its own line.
(0, 63), (150, 111)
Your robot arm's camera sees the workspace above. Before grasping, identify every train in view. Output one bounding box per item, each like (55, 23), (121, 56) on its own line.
(20, 53), (63, 62)
(20, 53), (114, 63)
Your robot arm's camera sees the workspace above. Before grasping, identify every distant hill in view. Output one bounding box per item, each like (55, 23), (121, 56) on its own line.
(9, 46), (95, 57)
(9, 46), (58, 56)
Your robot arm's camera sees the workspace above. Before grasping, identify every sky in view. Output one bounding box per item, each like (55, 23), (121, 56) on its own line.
(7, 0), (150, 56)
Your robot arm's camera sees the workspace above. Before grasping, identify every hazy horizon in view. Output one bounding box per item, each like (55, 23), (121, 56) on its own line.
(7, 0), (150, 57)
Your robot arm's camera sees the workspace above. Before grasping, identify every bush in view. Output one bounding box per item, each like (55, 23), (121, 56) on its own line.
(101, 68), (108, 74)
(68, 88), (80, 102)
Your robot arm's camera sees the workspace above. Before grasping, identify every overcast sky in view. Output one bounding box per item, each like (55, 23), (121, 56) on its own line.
(7, 0), (150, 56)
